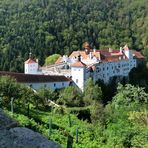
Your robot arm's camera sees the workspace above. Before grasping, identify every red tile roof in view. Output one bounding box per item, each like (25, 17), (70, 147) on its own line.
(99, 49), (121, 56)
(55, 56), (62, 64)
(69, 51), (101, 60)
(71, 61), (86, 67)
(58, 47), (144, 65)
(0, 71), (69, 83)
(96, 49), (128, 62)
(25, 58), (37, 64)
(132, 51), (144, 59)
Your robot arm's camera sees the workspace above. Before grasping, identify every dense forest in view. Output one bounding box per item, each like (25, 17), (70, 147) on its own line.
(0, 0), (148, 72)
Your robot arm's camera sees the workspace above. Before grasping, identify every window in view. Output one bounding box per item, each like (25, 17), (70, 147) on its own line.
(54, 83), (56, 87)
(62, 83), (64, 86)
(76, 79), (78, 83)
(44, 84), (47, 88)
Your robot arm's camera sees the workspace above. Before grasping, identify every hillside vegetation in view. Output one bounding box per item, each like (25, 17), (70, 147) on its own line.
(0, 0), (148, 71)
(0, 76), (148, 147)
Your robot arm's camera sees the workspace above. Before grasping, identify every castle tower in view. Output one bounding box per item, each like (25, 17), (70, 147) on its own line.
(83, 42), (92, 54)
(24, 52), (39, 74)
(71, 55), (87, 91)
(123, 44), (133, 59)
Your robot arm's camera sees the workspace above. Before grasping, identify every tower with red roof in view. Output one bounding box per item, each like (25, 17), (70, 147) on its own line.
(24, 52), (39, 74)
(71, 55), (88, 91)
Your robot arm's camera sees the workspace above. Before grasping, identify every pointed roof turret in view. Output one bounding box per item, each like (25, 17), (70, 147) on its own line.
(123, 44), (129, 50)
(24, 50), (37, 64)
(83, 42), (91, 50)
(83, 42), (92, 55)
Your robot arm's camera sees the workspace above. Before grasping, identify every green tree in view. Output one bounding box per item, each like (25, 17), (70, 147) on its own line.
(45, 54), (61, 65)
(104, 84), (148, 147)
(0, 76), (36, 109)
(57, 86), (83, 107)
(0, 76), (21, 107)
(90, 102), (105, 124)
(37, 88), (57, 107)
(83, 78), (102, 106)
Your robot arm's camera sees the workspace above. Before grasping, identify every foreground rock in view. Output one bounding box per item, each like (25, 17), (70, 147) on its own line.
(0, 110), (61, 148)
(0, 110), (17, 130)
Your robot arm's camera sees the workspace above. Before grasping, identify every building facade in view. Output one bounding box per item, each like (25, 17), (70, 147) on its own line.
(55, 42), (144, 91)
(0, 71), (70, 90)
(23, 43), (144, 91)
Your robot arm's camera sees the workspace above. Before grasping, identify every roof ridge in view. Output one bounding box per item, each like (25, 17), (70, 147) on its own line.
(25, 58), (37, 64)
(71, 60), (86, 67)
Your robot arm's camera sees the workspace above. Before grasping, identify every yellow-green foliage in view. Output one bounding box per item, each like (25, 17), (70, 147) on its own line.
(45, 54), (61, 65)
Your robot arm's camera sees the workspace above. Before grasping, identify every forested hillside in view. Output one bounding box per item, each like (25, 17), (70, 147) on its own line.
(0, 0), (148, 71)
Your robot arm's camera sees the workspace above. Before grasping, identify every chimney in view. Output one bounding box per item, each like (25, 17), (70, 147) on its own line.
(109, 48), (113, 53)
(36, 59), (39, 63)
(120, 47), (123, 53)
(89, 52), (92, 59)
(93, 48), (96, 53)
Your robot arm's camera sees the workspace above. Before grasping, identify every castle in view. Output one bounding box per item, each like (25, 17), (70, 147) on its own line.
(41, 42), (144, 91)
(0, 42), (143, 91)
(23, 42), (144, 91)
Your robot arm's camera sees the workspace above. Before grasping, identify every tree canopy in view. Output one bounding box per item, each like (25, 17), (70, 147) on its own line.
(45, 54), (60, 65)
(0, 0), (148, 72)
(104, 84), (148, 147)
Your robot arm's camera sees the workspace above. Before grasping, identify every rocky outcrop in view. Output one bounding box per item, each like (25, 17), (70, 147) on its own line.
(0, 110), (17, 130)
(0, 127), (61, 148)
(0, 110), (61, 148)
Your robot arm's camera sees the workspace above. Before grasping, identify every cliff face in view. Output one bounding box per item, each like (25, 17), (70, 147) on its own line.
(0, 110), (61, 148)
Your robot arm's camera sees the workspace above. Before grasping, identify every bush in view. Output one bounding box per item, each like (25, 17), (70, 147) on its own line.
(45, 54), (61, 65)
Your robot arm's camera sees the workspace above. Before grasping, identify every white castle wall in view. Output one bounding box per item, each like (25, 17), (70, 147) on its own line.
(25, 81), (70, 90)
(25, 63), (39, 74)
